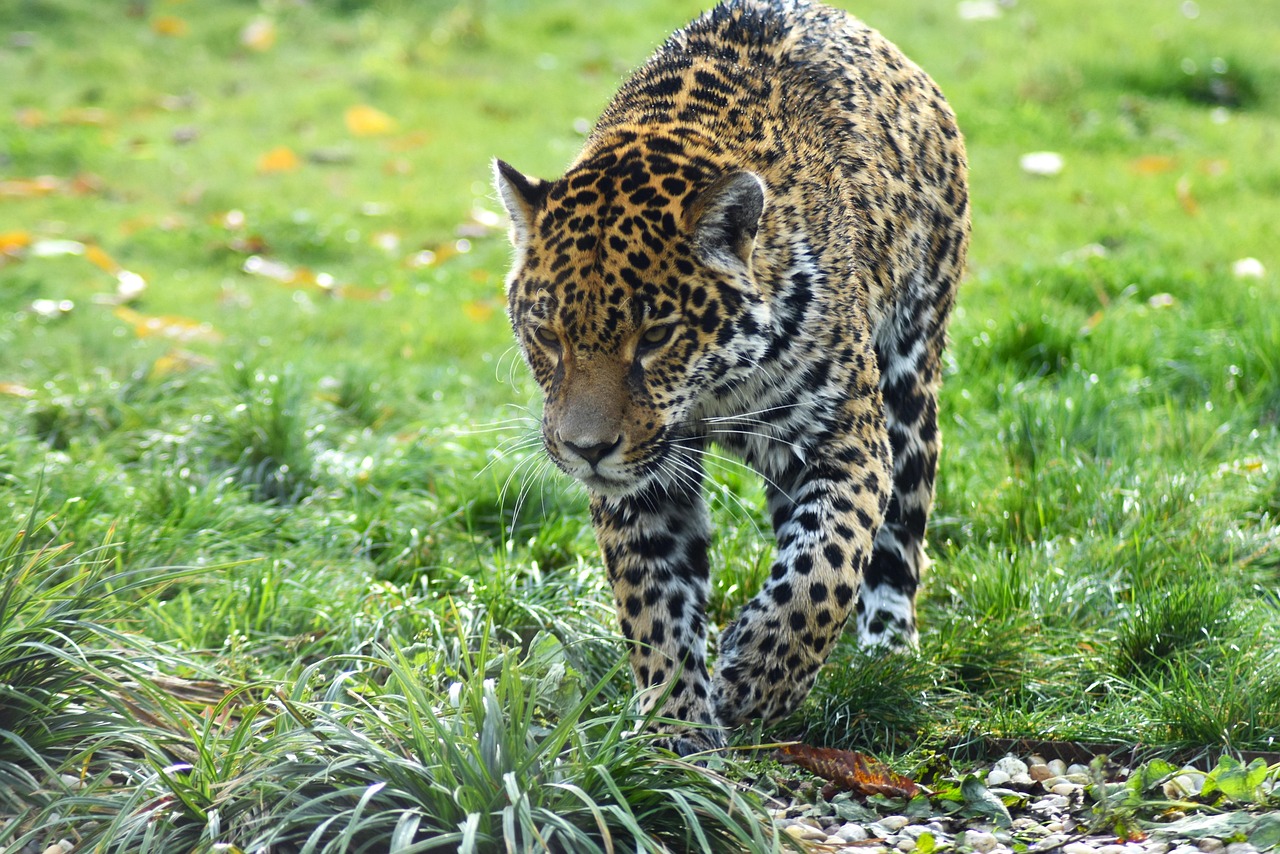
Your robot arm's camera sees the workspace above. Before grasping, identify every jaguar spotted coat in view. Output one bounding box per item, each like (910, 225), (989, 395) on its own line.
(494, 0), (969, 754)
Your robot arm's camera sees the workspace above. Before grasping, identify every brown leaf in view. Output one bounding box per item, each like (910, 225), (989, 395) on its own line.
(774, 744), (921, 799)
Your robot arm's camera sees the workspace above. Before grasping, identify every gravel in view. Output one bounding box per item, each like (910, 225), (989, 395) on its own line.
(770, 752), (1262, 854)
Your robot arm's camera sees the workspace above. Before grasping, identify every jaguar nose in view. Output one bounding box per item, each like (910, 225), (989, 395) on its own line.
(561, 435), (622, 467)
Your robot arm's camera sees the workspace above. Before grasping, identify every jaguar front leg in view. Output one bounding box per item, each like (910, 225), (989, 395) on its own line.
(712, 399), (891, 726)
(590, 474), (722, 756)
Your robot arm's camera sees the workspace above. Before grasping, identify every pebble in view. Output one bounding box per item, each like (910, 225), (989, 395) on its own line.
(993, 755), (1029, 777)
(987, 768), (1011, 786)
(836, 823), (869, 842)
(879, 815), (911, 832)
(1063, 844), (1097, 854)
(1028, 764), (1055, 782)
(1047, 759), (1068, 776)
(784, 823), (828, 842)
(1224, 845), (1257, 854)
(1051, 782), (1081, 797)
(897, 839), (917, 852)
(1197, 841), (1224, 853)
(1067, 764), (1091, 777)
(966, 831), (1000, 853)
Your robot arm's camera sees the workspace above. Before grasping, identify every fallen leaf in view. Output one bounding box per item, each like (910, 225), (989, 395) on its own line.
(60, 107), (110, 126)
(85, 244), (121, 273)
(15, 107), (45, 128)
(240, 16), (276, 51)
(257, 146), (301, 173)
(462, 299), (496, 322)
(1130, 155), (1176, 175)
(384, 130), (431, 152)
(114, 306), (221, 343)
(773, 744), (921, 800)
(0, 382), (36, 398)
(151, 15), (189, 36)
(0, 230), (32, 255)
(153, 348), (214, 376)
(1175, 175), (1199, 215)
(345, 104), (397, 137)
(0, 176), (62, 198)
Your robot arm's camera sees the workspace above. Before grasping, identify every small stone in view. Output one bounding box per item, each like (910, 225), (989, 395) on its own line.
(1146, 843), (1171, 854)
(1065, 774), (1091, 785)
(1062, 844), (1096, 854)
(1096, 846), (1127, 854)
(784, 823), (828, 842)
(1225, 844), (1257, 854)
(1041, 775), (1067, 788)
(987, 769), (1011, 786)
(41, 844), (74, 854)
(1197, 840), (1224, 853)
(880, 816), (911, 832)
(869, 822), (893, 839)
(1047, 759), (1068, 776)
(1170, 847), (1201, 854)
(1066, 764), (1090, 777)
(837, 823), (869, 843)
(897, 839), (916, 852)
(1044, 822), (1065, 833)
(994, 755), (1030, 777)
(1010, 773), (1035, 787)
(966, 831), (999, 853)
(1028, 764), (1055, 782)
(1051, 782), (1081, 797)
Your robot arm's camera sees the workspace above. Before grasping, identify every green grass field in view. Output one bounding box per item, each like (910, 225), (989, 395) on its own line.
(2, 0), (1279, 849)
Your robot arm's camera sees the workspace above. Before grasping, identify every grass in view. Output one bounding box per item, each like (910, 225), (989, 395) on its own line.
(1, 0), (1278, 848)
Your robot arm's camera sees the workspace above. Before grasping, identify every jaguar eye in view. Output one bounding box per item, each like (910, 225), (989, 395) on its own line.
(533, 326), (559, 348)
(638, 324), (674, 351)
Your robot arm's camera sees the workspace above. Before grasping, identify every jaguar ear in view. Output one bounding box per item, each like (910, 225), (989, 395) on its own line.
(493, 158), (548, 251)
(685, 170), (766, 273)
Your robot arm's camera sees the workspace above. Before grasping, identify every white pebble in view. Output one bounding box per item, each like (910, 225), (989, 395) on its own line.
(1097, 846), (1128, 854)
(784, 823), (828, 841)
(1047, 759), (1068, 776)
(1197, 840), (1224, 853)
(880, 816), (911, 832)
(1232, 257), (1266, 279)
(1051, 782), (1081, 797)
(1066, 764), (1091, 777)
(966, 831), (999, 853)
(837, 823), (869, 843)
(1010, 773), (1035, 787)
(1062, 844), (1096, 854)
(1020, 151), (1064, 176)
(897, 839), (917, 852)
(1225, 844), (1257, 854)
(994, 755), (1030, 777)
(987, 769), (1011, 786)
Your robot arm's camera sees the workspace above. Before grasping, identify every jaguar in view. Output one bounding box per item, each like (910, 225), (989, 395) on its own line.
(493, 0), (969, 754)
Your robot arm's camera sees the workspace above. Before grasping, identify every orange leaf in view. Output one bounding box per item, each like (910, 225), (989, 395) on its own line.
(85, 244), (121, 274)
(774, 744), (921, 800)
(257, 146), (301, 173)
(114, 306), (221, 343)
(0, 231), (32, 254)
(345, 104), (397, 137)
(0, 382), (36, 398)
(1176, 175), (1199, 216)
(0, 176), (62, 198)
(15, 107), (45, 128)
(1129, 155), (1176, 175)
(240, 17), (277, 51)
(153, 348), (213, 377)
(462, 299), (496, 322)
(152, 15), (189, 36)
